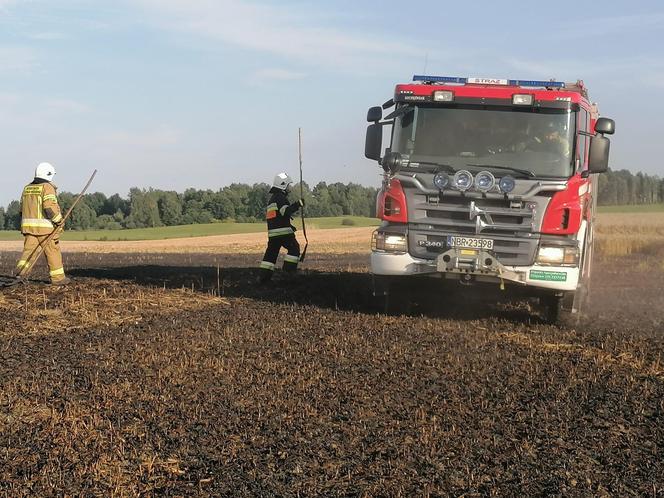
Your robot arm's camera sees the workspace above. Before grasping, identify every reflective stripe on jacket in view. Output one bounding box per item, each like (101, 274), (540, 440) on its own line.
(20, 180), (62, 235)
(265, 188), (300, 238)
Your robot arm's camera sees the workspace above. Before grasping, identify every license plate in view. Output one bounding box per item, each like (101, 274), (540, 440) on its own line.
(447, 236), (494, 250)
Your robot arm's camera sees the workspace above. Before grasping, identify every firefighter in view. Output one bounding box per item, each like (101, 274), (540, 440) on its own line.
(16, 162), (70, 285)
(258, 172), (304, 284)
(526, 121), (571, 157)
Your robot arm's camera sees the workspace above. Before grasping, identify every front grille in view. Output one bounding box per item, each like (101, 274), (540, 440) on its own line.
(408, 231), (538, 266)
(415, 193), (535, 235)
(406, 190), (540, 266)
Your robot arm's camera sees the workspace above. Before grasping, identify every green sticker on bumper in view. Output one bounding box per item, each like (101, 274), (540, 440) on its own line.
(529, 270), (567, 282)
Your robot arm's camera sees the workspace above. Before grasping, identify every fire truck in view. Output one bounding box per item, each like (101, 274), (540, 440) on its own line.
(365, 75), (615, 323)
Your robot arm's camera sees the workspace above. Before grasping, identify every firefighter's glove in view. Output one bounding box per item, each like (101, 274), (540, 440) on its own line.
(52, 218), (64, 227)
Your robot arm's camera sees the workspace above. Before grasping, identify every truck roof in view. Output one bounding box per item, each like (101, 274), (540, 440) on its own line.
(394, 75), (591, 107)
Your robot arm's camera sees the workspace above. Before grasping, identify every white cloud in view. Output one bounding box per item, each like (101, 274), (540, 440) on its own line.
(503, 55), (664, 90)
(0, 0), (19, 9)
(130, 0), (421, 70)
(567, 12), (664, 38)
(556, 12), (664, 39)
(28, 32), (70, 41)
(252, 67), (306, 81)
(0, 45), (37, 74)
(0, 91), (21, 106)
(45, 98), (90, 114)
(99, 126), (182, 149)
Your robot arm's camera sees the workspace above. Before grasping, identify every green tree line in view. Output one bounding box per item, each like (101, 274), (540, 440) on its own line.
(1, 169), (662, 231)
(597, 169), (664, 206)
(0, 182), (379, 231)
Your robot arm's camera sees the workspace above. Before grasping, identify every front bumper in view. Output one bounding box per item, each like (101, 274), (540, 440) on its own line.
(371, 248), (579, 292)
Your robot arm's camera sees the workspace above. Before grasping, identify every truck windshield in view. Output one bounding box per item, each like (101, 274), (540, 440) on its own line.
(391, 105), (576, 178)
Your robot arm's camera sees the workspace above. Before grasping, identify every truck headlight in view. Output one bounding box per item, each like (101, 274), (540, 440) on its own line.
(372, 231), (408, 253)
(536, 245), (579, 266)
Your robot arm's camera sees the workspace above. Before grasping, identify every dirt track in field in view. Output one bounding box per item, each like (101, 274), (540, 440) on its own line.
(1, 247), (663, 496)
(0, 226), (374, 254)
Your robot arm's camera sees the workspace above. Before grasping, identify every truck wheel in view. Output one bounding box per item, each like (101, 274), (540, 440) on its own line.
(546, 225), (593, 325)
(543, 293), (578, 327)
(569, 225), (593, 319)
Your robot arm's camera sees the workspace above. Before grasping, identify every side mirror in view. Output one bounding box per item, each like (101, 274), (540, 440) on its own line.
(588, 134), (610, 173)
(365, 123), (383, 161)
(367, 106), (382, 122)
(382, 152), (407, 174)
(595, 117), (615, 135)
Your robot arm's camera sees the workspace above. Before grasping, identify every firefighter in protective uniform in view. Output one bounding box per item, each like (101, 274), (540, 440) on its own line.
(16, 162), (70, 285)
(258, 172), (303, 283)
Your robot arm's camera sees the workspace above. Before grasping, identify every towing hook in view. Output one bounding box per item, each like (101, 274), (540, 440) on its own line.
(460, 273), (475, 286)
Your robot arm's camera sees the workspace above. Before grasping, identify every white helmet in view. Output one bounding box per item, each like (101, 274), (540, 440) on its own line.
(272, 172), (294, 191)
(35, 162), (56, 181)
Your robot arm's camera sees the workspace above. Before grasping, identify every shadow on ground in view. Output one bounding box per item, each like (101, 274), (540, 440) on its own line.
(68, 265), (544, 323)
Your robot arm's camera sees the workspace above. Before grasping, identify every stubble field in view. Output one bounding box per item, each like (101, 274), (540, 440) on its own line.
(1, 214), (663, 497)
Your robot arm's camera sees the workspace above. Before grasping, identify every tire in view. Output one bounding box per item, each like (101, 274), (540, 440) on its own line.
(545, 225), (593, 326)
(570, 225), (593, 317)
(543, 293), (578, 327)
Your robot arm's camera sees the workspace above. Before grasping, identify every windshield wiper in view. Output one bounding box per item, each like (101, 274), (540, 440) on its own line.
(466, 163), (536, 178)
(406, 160), (456, 173)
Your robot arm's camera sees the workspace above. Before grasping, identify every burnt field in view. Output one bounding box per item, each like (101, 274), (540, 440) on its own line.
(1, 249), (663, 497)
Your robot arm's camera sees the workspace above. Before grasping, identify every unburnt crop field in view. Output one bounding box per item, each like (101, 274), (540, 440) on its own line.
(1, 220), (663, 496)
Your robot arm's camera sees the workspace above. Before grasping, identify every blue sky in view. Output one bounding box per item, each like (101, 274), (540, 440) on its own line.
(1, 0), (663, 206)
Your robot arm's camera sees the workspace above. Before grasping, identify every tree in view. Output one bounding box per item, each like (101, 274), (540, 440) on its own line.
(157, 191), (183, 226)
(125, 189), (162, 228)
(210, 190), (236, 220)
(69, 201), (97, 230)
(85, 192), (108, 216)
(5, 201), (21, 230)
(245, 183), (270, 221)
(95, 214), (123, 230)
(0, 207), (5, 230)
(103, 193), (130, 217)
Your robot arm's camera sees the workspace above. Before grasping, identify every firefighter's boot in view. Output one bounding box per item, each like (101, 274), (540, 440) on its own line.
(51, 277), (72, 286)
(283, 254), (299, 273)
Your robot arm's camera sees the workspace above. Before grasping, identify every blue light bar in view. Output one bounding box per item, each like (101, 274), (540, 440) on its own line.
(413, 75), (467, 84)
(509, 79), (565, 88)
(412, 75), (565, 88)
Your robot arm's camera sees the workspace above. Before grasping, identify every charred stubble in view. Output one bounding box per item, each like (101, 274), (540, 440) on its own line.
(0, 252), (663, 497)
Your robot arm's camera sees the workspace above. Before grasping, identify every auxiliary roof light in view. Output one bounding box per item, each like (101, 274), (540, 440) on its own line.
(433, 172), (450, 190)
(433, 90), (454, 102)
(474, 171), (496, 192)
(499, 175), (516, 194)
(453, 170), (473, 192)
(512, 94), (534, 105)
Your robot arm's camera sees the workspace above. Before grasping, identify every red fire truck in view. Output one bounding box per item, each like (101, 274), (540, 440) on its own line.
(365, 75), (615, 323)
